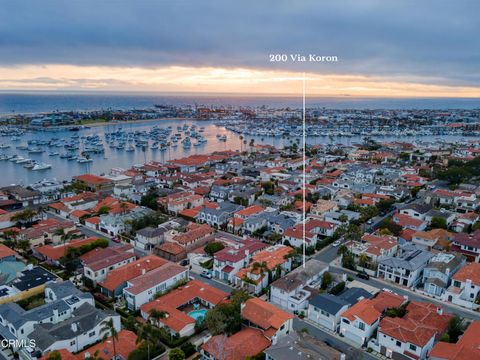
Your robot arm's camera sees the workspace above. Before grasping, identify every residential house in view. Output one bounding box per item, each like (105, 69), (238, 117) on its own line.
(377, 245), (434, 287)
(98, 255), (167, 298)
(450, 230), (480, 262)
(421, 252), (465, 298)
(198, 201), (243, 228)
(82, 245), (136, 284)
(339, 291), (405, 346)
(430, 320), (480, 359)
(373, 301), (452, 360)
(270, 259), (328, 312)
(123, 261), (188, 310)
(443, 262), (480, 309)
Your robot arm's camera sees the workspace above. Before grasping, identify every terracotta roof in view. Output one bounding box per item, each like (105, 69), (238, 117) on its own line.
(393, 213), (425, 228)
(156, 241), (186, 255)
(98, 255), (167, 292)
(178, 206), (202, 219)
(81, 246), (135, 272)
(172, 223), (213, 245)
(342, 291), (404, 325)
(74, 174), (111, 185)
(140, 279), (228, 333)
(236, 245), (293, 280)
(77, 330), (137, 360)
(379, 301), (452, 347)
(202, 328), (271, 360)
(452, 262), (480, 286)
(35, 237), (100, 261)
(124, 262), (186, 295)
(235, 205), (264, 217)
(0, 243), (17, 259)
(241, 298), (293, 333)
(430, 320), (480, 360)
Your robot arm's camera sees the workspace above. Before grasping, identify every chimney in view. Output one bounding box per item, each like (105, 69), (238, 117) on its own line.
(141, 268), (146, 275)
(84, 353), (90, 359)
(437, 307), (444, 316)
(71, 322), (78, 333)
(446, 268), (450, 276)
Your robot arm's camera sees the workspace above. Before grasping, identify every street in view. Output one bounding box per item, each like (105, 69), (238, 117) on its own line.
(293, 318), (377, 360)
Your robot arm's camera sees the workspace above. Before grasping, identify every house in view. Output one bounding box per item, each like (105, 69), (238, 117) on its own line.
(82, 245), (136, 284)
(398, 203), (432, 220)
(377, 245), (434, 287)
(213, 239), (267, 283)
(412, 228), (454, 250)
(202, 327), (271, 360)
(234, 245), (293, 294)
(28, 303), (121, 355)
(198, 201), (243, 228)
(0, 244), (17, 262)
(133, 219), (187, 254)
(140, 279), (228, 337)
(33, 237), (101, 265)
(18, 218), (80, 248)
(265, 331), (344, 360)
(75, 329), (138, 360)
(73, 174), (114, 193)
(393, 213), (427, 231)
(123, 261), (188, 310)
(282, 226), (316, 248)
(373, 301), (452, 360)
(422, 253), (465, 297)
(450, 230), (480, 262)
(241, 298), (294, 345)
(308, 288), (372, 332)
(443, 262), (480, 309)
(270, 259), (328, 312)
(167, 223), (214, 251)
(430, 320), (480, 359)
(339, 291), (405, 346)
(98, 255), (167, 298)
(308, 294), (350, 332)
(0, 281), (94, 345)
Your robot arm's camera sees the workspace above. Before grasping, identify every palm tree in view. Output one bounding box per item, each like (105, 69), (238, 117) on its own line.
(136, 323), (156, 360)
(119, 202), (129, 215)
(149, 309), (168, 327)
(100, 318), (118, 360)
(337, 244), (348, 257)
(358, 253), (368, 268)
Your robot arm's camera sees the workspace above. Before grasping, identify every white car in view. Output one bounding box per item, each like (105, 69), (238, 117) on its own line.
(200, 271), (212, 279)
(332, 240), (341, 247)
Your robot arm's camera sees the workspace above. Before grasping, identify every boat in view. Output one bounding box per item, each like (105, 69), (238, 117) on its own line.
(23, 161), (36, 169)
(28, 147), (44, 154)
(0, 144), (11, 149)
(218, 135), (227, 141)
(77, 157), (93, 163)
(125, 145), (135, 152)
(32, 162), (52, 171)
(16, 157), (32, 164)
(49, 151), (60, 156)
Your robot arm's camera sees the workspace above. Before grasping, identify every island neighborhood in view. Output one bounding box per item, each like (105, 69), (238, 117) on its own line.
(0, 133), (479, 360)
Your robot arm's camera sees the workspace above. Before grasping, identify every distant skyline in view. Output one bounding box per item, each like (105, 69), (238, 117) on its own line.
(1, 0), (480, 97)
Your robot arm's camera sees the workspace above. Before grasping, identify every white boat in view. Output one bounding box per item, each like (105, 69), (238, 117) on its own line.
(125, 145), (135, 152)
(49, 151), (60, 156)
(77, 157), (93, 163)
(0, 144), (11, 149)
(32, 162), (52, 171)
(16, 157), (32, 164)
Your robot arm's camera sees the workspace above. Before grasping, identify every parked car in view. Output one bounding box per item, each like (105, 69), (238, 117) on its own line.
(356, 271), (370, 280)
(112, 237), (121, 243)
(200, 270), (212, 279)
(332, 240), (341, 247)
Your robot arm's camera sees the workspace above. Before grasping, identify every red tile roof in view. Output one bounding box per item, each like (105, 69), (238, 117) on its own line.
(35, 237), (100, 261)
(452, 262), (480, 286)
(74, 174), (111, 185)
(0, 243), (17, 260)
(241, 298), (293, 333)
(124, 262), (186, 295)
(77, 330), (137, 360)
(202, 328), (271, 360)
(379, 301), (452, 347)
(430, 320), (480, 360)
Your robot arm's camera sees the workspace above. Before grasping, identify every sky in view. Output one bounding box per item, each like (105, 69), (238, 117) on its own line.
(1, 0), (480, 97)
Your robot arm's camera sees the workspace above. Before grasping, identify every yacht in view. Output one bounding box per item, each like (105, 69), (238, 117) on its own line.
(77, 157), (93, 163)
(0, 144), (11, 149)
(125, 145), (135, 152)
(32, 162), (52, 171)
(49, 151), (60, 156)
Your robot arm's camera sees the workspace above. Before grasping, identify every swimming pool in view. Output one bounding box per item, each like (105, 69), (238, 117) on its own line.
(188, 309), (208, 322)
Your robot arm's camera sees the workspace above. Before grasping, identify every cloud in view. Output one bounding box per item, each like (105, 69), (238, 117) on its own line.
(0, 0), (479, 89)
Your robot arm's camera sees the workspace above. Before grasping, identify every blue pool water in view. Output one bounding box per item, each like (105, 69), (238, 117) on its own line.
(188, 309), (208, 321)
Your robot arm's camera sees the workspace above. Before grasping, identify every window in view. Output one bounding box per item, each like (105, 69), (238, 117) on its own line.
(342, 319), (350, 324)
(89, 331), (96, 337)
(396, 341), (401, 347)
(358, 322), (365, 331)
(409, 344), (417, 351)
(70, 340), (76, 346)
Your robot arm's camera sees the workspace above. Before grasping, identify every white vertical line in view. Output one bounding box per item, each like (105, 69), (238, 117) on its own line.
(302, 72), (306, 268)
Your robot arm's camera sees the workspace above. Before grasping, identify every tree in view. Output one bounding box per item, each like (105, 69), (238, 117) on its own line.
(120, 202), (129, 214)
(377, 198), (395, 213)
(321, 271), (332, 290)
(136, 323), (155, 360)
(97, 205), (111, 215)
(140, 189), (159, 210)
(169, 348), (185, 360)
(204, 241), (225, 256)
(358, 253), (368, 268)
(100, 319), (118, 360)
(149, 309), (168, 327)
(339, 214), (348, 223)
(446, 316), (465, 343)
(380, 219), (403, 236)
(47, 351), (62, 360)
(430, 216), (447, 229)
(11, 209), (37, 224)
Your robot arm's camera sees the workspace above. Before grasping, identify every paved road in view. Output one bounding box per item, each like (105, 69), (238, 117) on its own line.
(293, 318), (377, 360)
(314, 243), (339, 263)
(190, 269), (234, 294)
(329, 266), (480, 321)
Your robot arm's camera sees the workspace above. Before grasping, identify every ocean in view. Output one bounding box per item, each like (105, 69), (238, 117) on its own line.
(0, 92), (479, 115)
